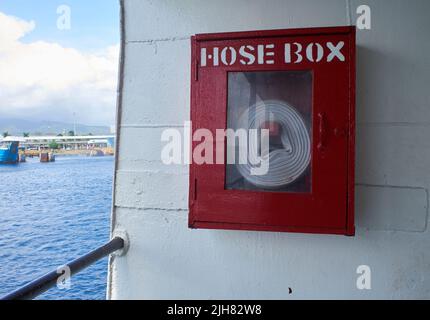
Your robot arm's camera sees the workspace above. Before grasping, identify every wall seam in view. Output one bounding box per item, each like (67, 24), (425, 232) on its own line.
(121, 124), (185, 128)
(357, 122), (430, 128)
(116, 205), (188, 212)
(126, 37), (190, 44)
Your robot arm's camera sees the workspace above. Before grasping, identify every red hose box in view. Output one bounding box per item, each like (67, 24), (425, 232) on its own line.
(189, 26), (355, 236)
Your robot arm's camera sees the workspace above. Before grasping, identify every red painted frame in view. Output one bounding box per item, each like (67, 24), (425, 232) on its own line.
(189, 26), (355, 236)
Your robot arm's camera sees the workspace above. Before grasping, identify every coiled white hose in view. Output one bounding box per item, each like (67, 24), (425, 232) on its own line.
(236, 100), (311, 189)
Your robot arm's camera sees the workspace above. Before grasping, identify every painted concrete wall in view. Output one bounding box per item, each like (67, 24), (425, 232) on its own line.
(109, 0), (430, 299)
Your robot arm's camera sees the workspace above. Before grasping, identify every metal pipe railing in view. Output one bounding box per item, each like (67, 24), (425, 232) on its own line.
(1, 237), (124, 300)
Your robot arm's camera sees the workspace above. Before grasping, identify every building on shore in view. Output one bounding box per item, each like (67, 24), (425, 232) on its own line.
(20, 135), (115, 150)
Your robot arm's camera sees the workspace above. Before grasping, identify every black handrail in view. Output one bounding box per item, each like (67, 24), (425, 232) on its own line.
(1, 237), (124, 300)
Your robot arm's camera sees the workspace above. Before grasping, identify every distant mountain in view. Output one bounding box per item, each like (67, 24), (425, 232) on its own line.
(0, 118), (112, 136)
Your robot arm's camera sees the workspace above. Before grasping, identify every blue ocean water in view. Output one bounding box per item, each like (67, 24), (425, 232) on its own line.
(0, 156), (113, 300)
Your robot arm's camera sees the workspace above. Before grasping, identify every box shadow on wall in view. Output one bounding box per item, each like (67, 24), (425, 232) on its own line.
(355, 45), (429, 233)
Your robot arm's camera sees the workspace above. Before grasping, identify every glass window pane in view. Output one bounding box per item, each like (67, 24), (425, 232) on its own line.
(225, 71), (312, 193)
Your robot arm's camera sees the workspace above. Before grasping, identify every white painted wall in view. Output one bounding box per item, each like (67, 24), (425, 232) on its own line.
(108, 0), (430, 299)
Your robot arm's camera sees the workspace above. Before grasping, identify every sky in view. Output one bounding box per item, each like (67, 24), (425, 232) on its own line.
(0, 0), (120, 126)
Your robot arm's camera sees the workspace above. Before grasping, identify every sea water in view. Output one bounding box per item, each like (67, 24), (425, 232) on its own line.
(0, 156), (113, 300)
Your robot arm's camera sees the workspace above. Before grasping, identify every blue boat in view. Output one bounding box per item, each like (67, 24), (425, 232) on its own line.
(0, 138), (20, 164)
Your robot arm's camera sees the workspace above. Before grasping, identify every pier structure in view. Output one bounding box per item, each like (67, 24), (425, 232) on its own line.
(19, 135), (115, 150)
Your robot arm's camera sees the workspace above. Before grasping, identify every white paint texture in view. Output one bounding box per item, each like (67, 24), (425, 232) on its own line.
(109, 0), (430, 299)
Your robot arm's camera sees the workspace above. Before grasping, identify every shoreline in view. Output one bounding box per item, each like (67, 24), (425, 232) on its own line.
(23, 147), (115, 158)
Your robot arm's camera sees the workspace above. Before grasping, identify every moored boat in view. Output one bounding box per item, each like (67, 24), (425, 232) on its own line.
(0, 138), (21, 164)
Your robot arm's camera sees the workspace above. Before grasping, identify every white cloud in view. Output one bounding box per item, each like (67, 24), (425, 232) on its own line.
(0, 11), (119, 126)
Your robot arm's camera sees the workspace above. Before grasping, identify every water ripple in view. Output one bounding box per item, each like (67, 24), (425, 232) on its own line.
(0, 156), (113, 300)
